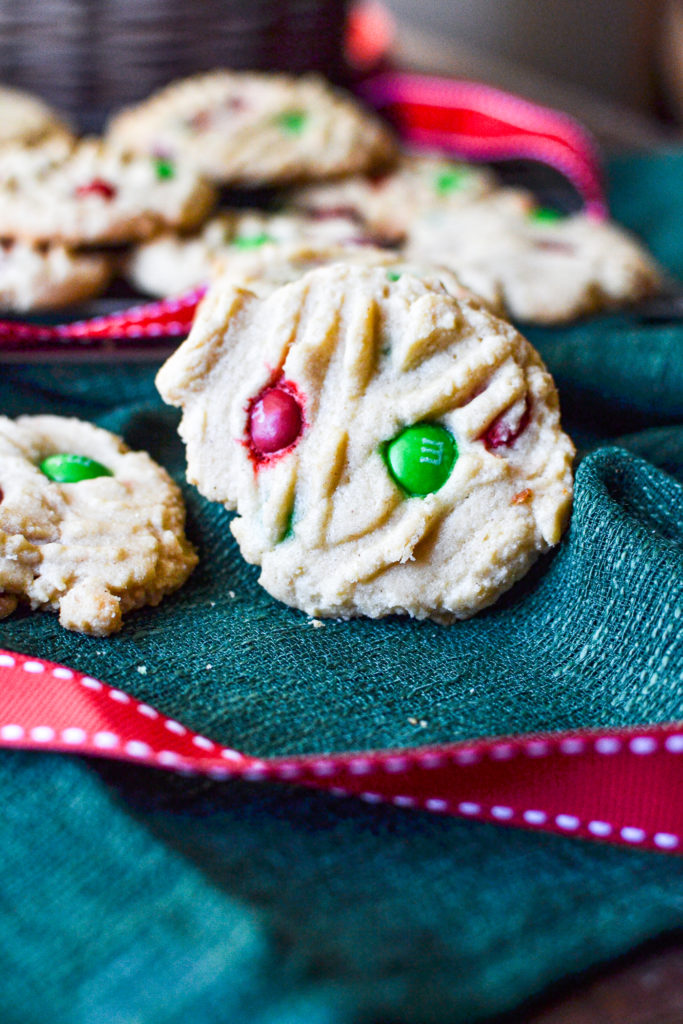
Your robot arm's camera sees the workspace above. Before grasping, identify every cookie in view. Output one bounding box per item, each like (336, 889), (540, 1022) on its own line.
(0, 139), (216, 246)
(156, 263), (574, 622)
(289, 152), (497, 242)
(207, 241), (492, 312)
(0, 416), (197, 635)
(0, 85), (72, 147)
(404, 188), (662, 323)
(106, 70), (397, 186)
(0, 240), (112, 312)
(125, 208), (373, 297)
(0, 134), (75, 185)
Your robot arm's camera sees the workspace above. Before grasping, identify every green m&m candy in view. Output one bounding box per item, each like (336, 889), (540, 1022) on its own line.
(277, 109), (307, 135)
(529, 206), (563, 224)
(434, 167), (467, 195)
(384, 423), (457, 497)
(232, 232), (274, 249)
(40, 453), (113, 484)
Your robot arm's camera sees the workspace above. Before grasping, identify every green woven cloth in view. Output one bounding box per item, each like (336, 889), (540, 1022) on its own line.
(1, 151), (682, 1024)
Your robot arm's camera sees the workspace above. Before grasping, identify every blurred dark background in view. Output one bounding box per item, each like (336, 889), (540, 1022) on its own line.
(1, 0), (682, 146)
(0, 0), (350, 129)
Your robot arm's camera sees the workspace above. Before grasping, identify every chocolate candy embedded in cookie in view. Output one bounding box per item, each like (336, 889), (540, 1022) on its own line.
(248, 384), (304, 458)
(233, 232), (274, 250)
(157, 263), (574, 622)
(276, 109), (308, 135)
(0, 416), (197, 635)
(529, 206), (564, 224)
(154, 157), (175, 180)
(75, 178), (117, 201)
(384, 424), (457, 497)
(40, 453), (113, 483)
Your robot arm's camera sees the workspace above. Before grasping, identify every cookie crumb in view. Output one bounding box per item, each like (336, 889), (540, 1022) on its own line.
(136, 665), (147, 675)
(227, 591), (235, 599)
(408, 717), (418, 725)
(309, 618), (325, 628)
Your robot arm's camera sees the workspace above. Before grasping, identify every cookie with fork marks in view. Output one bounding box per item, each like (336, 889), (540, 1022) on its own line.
(157, 263), (574, 621)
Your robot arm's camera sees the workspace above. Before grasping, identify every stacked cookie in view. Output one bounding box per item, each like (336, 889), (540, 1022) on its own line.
(105, 71), (660, 325)
(0, 71), (662, 323)
(0, 73), (396, 313)
(0, 80), (223, 313)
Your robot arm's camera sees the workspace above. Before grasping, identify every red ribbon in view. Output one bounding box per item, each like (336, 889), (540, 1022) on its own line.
(0, 649), (679, 855)
(0, 288), (203, 348)
(358, 72), (607, 220)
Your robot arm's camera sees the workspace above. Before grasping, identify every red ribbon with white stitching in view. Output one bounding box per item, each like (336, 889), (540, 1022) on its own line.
(0, 649), (680, 854)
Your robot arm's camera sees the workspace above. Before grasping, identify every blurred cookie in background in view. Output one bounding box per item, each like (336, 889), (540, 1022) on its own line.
(289, 152), (497, 243)
(125, 208), (383, 297)
(404, 189), (662, 324)
(107, 70), (397, 186)
(0, 139), (216, 246)
(0, 240), (112, 312)
(0, 84), (73, 147)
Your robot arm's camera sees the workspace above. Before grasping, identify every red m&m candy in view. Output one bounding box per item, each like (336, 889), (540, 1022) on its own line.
(249, 386), (303, 456)
(482, 399), (530, 450)
(75, 179), (117, 201)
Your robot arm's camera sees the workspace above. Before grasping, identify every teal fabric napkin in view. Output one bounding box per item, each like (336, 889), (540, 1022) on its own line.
(0, 151), (682, 1024)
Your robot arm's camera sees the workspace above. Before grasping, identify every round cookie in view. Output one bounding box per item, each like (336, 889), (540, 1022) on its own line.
(0, 139), (216, 246)
(106, 70), (397, 186)
(0, 240), (112, 312)
(405, 188), (662, 323)
(0, 85), (72, 147)
(125, 208), (373, 297)
(0, 416), (197, 635)
(289, 151), (498, 242)
(156, 263), (574, 622)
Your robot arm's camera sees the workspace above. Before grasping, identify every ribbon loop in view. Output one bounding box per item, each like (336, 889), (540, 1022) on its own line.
(359, 72), (608, 219)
